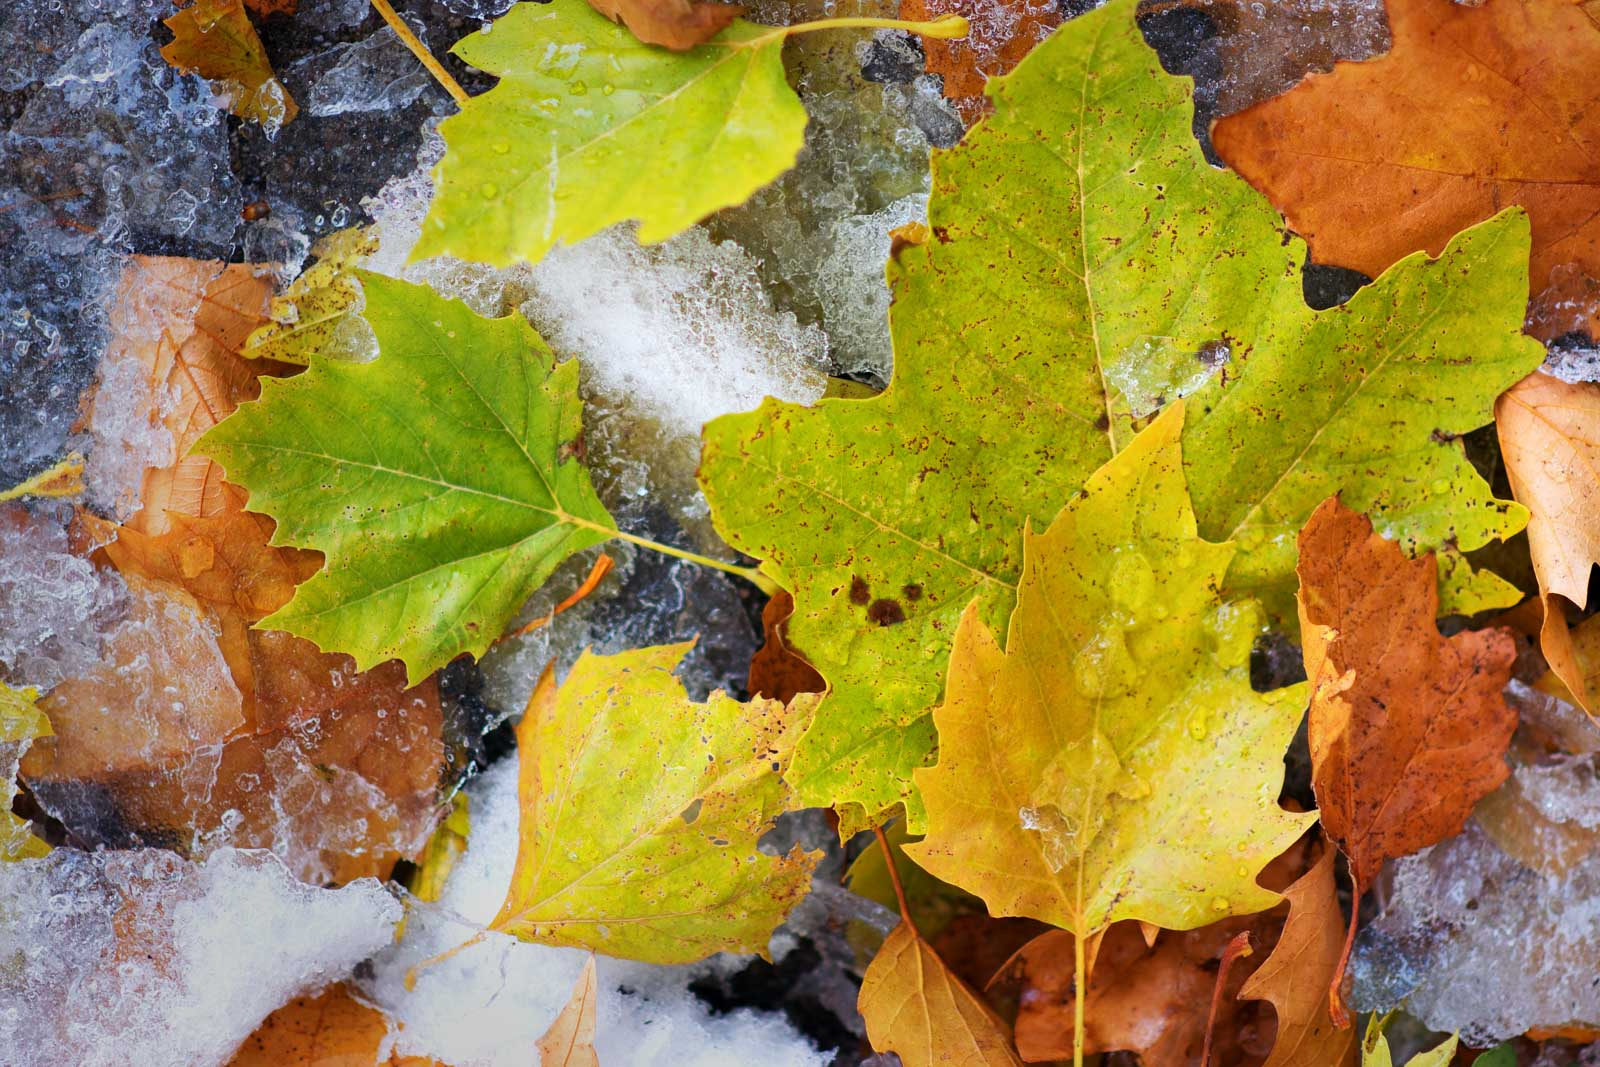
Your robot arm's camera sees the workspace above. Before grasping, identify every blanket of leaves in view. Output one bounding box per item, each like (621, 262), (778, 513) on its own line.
(5, 0), (1600, 1064)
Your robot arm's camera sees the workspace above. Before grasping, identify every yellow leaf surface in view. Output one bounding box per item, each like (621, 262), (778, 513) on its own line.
(906, 403), (1313, 936)
(858, 923), (1025, 1067)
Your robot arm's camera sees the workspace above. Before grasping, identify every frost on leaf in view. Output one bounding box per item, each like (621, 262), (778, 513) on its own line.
(197, 272), (617, 684)
(416, 1), (804, 267)
(906, 404), (1313, 936)
(699, 0), (1537, 831)
(492, 644), (819, 963)
(161, 0), (299, 131)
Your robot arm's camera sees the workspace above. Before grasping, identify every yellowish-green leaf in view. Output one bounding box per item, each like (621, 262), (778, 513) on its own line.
(698, 0), (1536, 830)
(241, 228), (377, 365)
(414, 0), (805, 268)
(196, 271), (616, 684)
(491, 644), (820, 963)
(1, 681), (50, 861)
(1362, 1016), (1459, 1067)
(411, 790), (471, 904)
(905, 404), (1314, 935)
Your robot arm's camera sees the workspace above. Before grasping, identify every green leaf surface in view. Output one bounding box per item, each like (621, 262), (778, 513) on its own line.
(197, 271), (615, 684)
(493, 644), (820, 962)
(697, 0), (1537, 829)
(906, 404), (1314, 934)
(415, 0), (805, 267)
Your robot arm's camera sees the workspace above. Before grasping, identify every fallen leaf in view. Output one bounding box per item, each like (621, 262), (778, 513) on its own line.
(899, 0), (1059, 123)
(492, 645), (819, 963)
(0, 453), (85, 504)
(1495, 371), (1600, 711)
(161, 0), (299, 130)
(1361, 1018), (1458, 1067)
(1211, 0), (1600, 306)
(585, 0), (742, 49)
(700, 0), (1538, 831)
(0, 680), (50, 861)
(906, 404), (1313, 937)
(858, 923), (1025, 1067)
(241, 228), (377, 366)
(198, 272), (616, 684)
(1297, 497), (1518, 893)
(1237, 849), (1357, 1067)
(411, 791), (471, 903)
(228, 983), (446, 1066)
(748, 590), (826, 705)
(537, 956), (600, 1067)
(417, 1), (804, 268)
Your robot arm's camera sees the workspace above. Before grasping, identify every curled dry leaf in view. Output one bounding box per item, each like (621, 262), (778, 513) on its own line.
(899, 0), (1059, 123)
(1495, 372), (1600, 712)
(161, 0), (299, 130)
(492, 645), (819, 963)
(537, 956), (600, 1067)
(1212, 0), (1600, 310)
(585, 0), (742, 50)
(858, 923), (1025, 1067)
(227, 983), (446, 1066)
(1237, 849), (1357, 1067)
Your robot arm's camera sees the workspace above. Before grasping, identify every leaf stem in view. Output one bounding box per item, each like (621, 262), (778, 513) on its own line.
(563, 516), (780, 595)
(370, 0), (470, 106)
(1073, 929), (1086, 1067)
(1330, 869), (1362, 1029)
(745, 12), (970, 48)
(873, 825), (916, 932)
(1202, 932), (1254, 1067)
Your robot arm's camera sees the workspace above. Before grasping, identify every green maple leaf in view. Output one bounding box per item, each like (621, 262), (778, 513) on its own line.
(414, 0), (806, 268)
(1, 681), (50, 861)
(491, 644), (820, 962)
(197, 271), (616, 684)
(905, 403), (1314, 935)
(698, 0), (1539, 830)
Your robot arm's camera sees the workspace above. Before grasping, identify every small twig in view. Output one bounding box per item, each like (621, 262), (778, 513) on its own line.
(872, 824), (916, 933)
(1201, 931), (1254, 1067)
(370, 0), (470, 106)
(1330, 871), (1362, 1029)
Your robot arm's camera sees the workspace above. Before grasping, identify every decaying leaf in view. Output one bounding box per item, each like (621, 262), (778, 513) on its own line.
(417, 1), (804, 267)
(1298, 497), (1518, 893)
(1237, 849), (1357, 1067)
(241, 228), (377, 366)
(1496, 372), (1600, 712)
(161, 0), (299, 130)
(748, 590), (826, 705)
(198, 272), (616, 684)
(858, 923), (1025, 1067)
(585, 0), (742, 50)
(899, 0), (1059, 123)
(1, 681), (50, 861)
(228, 984), (444, 1066)
(1212, 0), (1600, 306)
(537, 956), (600, 1067)
(907, 405), (1313, 935)
(492, 645), (819, 963)
(700, 0), (1538, 830)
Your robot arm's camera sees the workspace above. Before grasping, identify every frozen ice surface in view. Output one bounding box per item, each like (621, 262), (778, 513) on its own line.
(1349, 757), (1600, 1044)
(362, 759), (830, 1067)
(0, 506), (127, 692)
(293, 26), (433, 118)
(0, 847), (400, 1067)
(816, 192), (926, 382)
(0, 0), (167, 92)
(299, 0), (376, 31)
(437, 0), (519, 19)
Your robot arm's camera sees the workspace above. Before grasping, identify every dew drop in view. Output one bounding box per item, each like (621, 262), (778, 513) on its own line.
(1211, 896), (1230, 911)
(480, 182), (499, 198)
(570, 80), (588, 95)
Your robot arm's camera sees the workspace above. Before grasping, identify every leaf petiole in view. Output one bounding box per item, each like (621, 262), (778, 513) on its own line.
(743, 12), (970, 47)
(563, 516), (780, 596)
(370, 0), (470, 106)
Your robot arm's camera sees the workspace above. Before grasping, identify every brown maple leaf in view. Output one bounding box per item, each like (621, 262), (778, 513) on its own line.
(900, 0), (1059, 124)
(1296, 496), (1517, 1019)
(585, 0), (743, 50)
(1212, 0), (1600, 313)
(162, 0), (299, 128)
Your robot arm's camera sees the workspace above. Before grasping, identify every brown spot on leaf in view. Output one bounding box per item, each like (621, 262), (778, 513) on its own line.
(902, 583), (923, 602)
(849, 575), (871, 605)
(867, 599), (906, 626)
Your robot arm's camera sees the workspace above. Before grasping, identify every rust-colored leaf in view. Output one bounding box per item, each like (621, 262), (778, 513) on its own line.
(858, 922), (1026, 1067)
(228, 984), (446, 1066)
(1212, 0), (1600, 308)
(748, 590), (826, 705)
(1237, 849), (1358, 1067)
(584, 0), (742, 50)
(162, 0), (299, 129)
(537, 957), (600, 1067)
(1496, 371), (1600, 713)
(899, 0), (1059, 124)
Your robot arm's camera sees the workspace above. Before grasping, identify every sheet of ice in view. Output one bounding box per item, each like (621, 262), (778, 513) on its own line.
(0, 506), (127, 691)
(0, 847), (400, 1067)
(1349, 756), (1600, 1044)
(815, 192), (926, 382)
(293, 26), (432, 118)
(361, 759), (830, 1067)
(299, 0), (375, 31)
